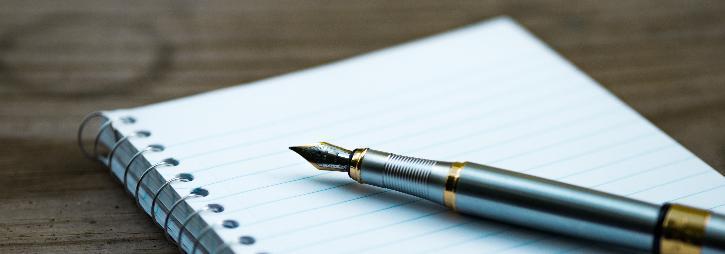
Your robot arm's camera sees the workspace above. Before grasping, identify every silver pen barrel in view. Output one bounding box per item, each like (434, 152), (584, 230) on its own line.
(351, 148), (725, 254)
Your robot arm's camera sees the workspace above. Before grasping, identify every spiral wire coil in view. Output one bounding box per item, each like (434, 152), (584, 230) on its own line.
(78, 112), (250, 253)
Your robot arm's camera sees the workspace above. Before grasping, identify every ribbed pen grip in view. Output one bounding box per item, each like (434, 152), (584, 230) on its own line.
(381, 154), (437, 199)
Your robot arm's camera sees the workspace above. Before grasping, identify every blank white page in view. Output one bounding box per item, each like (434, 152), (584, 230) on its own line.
(107, 17), (725, 253)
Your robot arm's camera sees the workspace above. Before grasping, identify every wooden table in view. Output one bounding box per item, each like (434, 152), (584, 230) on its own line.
(1, 1), (724, 253)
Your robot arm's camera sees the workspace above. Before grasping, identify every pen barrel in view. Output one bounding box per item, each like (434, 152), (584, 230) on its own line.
(454, 162), (660, 251)
(356, 149), (725, 253)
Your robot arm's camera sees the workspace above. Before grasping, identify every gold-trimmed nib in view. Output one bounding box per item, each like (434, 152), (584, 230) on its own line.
(289, 142), (352, 172)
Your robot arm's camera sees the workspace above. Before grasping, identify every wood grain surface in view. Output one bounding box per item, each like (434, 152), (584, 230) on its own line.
(1, 1), (724, 253)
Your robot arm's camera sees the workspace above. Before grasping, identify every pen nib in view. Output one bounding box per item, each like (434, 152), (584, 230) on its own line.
(289, 142), (352, 172)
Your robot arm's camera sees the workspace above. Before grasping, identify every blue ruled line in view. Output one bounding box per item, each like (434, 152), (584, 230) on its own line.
(261, 199), (420, 240)
(625, 170), (712, 196)
(711, 203), (725, 210)
(246, 190), (393, 226)
(520, 131), (658, 172)
(282, 210), (448, 253)
(418, 227), (512, 254)
(354, 220), (477, 254)
(591, 157), (694, 188)
(671, 183), (725, 201)
(555, 144), (677, 179)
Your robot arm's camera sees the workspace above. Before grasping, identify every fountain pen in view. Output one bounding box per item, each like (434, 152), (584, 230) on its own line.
(289, 142), (725, 254)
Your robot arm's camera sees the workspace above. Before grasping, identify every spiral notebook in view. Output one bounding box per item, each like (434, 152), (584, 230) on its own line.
(79, 17), (725, 253)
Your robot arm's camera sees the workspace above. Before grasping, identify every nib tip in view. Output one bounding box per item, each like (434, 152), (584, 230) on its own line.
(288, 142), (352, 172)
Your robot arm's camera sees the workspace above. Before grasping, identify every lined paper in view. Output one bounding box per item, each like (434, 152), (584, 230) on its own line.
(108, 17), (724, 253)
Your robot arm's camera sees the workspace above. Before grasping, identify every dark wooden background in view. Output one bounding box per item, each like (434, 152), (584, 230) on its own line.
(1, 0), (724, 253)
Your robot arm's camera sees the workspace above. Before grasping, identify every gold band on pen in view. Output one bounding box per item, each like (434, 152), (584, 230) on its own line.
(349, 148), (367, 183)
(660, 204), (711, 254)
(444, 162), (465, 210)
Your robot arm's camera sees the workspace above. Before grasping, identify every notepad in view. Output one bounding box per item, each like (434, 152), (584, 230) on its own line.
(86, 17), (725, 253)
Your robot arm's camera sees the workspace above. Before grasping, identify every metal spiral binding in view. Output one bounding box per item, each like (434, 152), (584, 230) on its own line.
(150, 173), (195, 226)
(78, 111), (112, 161)
(92, 121), (115, 161)
(191, 220), (241, 254)
(134, 158), (180, 207)
(78, 112), (139, 162)
(106, 130), (151, 169)
(79, 112), (239, 254)
(163, 188), (210, 243)
(176, 204), (224, 253)
(123, 144), (165, 194)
